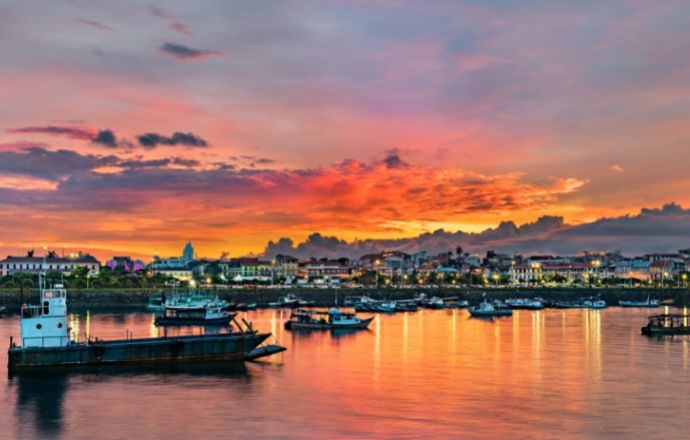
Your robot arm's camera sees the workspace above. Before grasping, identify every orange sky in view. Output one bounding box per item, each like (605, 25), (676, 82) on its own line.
(1, 1), (689, 260)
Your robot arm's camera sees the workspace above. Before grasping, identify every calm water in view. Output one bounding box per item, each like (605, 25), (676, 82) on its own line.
(2, 306), (690, 439)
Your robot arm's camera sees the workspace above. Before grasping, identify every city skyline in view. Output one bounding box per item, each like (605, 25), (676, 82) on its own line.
(1, 1), (690, 259)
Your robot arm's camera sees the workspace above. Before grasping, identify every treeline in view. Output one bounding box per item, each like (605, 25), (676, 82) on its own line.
(0, 267), (174, 291)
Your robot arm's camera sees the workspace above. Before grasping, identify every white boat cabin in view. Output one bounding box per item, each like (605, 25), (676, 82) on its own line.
(20, 284), (69, 348)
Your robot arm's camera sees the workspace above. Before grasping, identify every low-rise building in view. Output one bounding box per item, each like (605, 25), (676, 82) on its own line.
(0, 251), (100, 276)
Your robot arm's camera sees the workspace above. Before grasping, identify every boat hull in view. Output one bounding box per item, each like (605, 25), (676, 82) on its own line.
(7, 332), (270, 371)
(468, 309), (513, 317)
(620, 302), (660, 308)
(641, 326), (690, 336)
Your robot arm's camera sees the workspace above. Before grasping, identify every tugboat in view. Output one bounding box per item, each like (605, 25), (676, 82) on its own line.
(7, 278), (279, 372)
(468, 301), (513, 318)
(284, 308), (374, 330)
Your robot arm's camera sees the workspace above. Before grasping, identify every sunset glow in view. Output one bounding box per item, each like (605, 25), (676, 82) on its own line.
(1, 1), (690, 259)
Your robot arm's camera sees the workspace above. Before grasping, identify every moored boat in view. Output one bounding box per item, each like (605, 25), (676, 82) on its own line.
(284, 308), (374, 330)
(641, 314), (690, 336)
(468, 301), (513, 318)
(8, 281), (276, 372)
(619, 296), (660, 308)
(507, 298), (544, 310)
(155, 303), (234, 326)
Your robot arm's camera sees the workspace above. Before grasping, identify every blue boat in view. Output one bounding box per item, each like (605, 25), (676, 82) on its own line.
(468, 301), (513, 317)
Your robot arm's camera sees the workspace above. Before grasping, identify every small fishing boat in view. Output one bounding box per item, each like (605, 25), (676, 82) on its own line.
(468, 301), (513, 318)
(554, 301), (585, 309)
(284, 308), (374, 330)
(619, 296), (660, 308)
(507, 298), (544, 310)
(155, 303), (234, 326)
(395, 302), (418, 312)
(641, 314), (690, 336)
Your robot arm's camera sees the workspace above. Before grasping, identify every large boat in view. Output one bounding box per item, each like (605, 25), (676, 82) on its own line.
(8, 283), (275, 372)
(468, 301), (513, 318)
(155, 302), (234, 326)
(641, 314), (690, 336)
(284, 308), (374, 330)
(507, 298), (544, 310)
(619, 296), (660, 308)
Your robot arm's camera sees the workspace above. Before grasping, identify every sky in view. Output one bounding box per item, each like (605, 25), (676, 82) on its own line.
(1, 0), (689, 260)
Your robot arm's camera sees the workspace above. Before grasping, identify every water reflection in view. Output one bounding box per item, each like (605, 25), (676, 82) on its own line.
(12, 372), (67, 438)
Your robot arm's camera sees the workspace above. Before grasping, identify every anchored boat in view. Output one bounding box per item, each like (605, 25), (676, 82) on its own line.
(641, 314), (690, 336)
(7, 283), (277, 372)
(284, 308), (374, 330)
(468, 301), (513, 318)
(620, 296), (660, 308)
(507, 298), (544, 310)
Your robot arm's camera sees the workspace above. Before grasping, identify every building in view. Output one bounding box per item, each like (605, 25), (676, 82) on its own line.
(150, 242), (196, 270)
(0, 251), (100, 276)
(301, 258), (352, 281)
(151, 268), (193, 282)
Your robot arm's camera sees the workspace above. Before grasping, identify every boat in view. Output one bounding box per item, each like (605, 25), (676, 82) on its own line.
(146, 294), (165, 312)
(619, 296), (660, 308)
(554, 301), (585, 309)
(268, 294), (312, 308)
(284, 308), (374, 330)
(468, 301), (513, 318)
(395, 302), (418, 312)
(155, 302), (234, 326)
(507, 298), (544, 310)
(8, 282), (277, 372)
(583, 299), (607, 309)
(641, 314), (690, 336)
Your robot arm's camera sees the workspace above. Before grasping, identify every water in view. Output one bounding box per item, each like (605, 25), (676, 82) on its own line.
(2, 307), (690, 439)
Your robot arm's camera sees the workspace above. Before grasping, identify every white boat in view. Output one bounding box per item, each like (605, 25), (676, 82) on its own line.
(468, 301), (513, 317)
(507, 298), (544, 310)
(584, 299), (607, 309)
(619, 296), (660, 308)
(155, 299), (234, 326)
(285, 308), (374, 330)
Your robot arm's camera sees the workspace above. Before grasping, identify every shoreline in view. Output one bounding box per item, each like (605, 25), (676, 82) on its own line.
(2, 287), (690, 310)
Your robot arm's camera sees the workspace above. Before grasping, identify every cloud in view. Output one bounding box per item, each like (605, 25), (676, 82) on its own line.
(261, 203), (690, 258)
(0, 147), (118, 180)
(611, 164), (624, 173)
(136, 132), (208, 148)
(77, 18), (117, 32)
(91, 129), (118, 148)
(170, 22), (192, 35)
(159, 42), (223, 60)
(8, 125), (96, 140)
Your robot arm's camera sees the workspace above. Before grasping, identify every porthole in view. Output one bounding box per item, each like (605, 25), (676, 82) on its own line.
(36, 324), (42, 330)
(57, 322), (63, 328)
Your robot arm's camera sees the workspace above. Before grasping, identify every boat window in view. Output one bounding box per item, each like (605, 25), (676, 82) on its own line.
(57, 322), (63, 328)
(36, 323), (42, 329)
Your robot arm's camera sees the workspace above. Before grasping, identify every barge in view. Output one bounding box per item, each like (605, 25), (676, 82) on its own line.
(641, 314), (690, 336)
(7, 282), (277, 372)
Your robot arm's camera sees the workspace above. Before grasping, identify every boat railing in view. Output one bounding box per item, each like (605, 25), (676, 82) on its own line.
(21, 304), (49, 318)
(647, 314), (690, 328)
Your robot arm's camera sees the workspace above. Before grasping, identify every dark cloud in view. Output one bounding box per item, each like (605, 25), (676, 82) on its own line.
(137, 132), (208, 149)
(0, 147), (118, 180)
(8, 125), (95, 140)
(159, 42), (223, 60)
(91, 129), (118, 148)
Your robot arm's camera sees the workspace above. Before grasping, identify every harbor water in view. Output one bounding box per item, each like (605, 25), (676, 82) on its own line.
(2, 307), (690, 439)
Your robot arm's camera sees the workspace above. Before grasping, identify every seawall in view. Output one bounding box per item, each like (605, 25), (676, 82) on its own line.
(2, 287), (690, 310)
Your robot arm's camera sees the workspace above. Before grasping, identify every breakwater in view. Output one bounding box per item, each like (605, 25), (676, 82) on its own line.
(2, 287), (690, 310)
